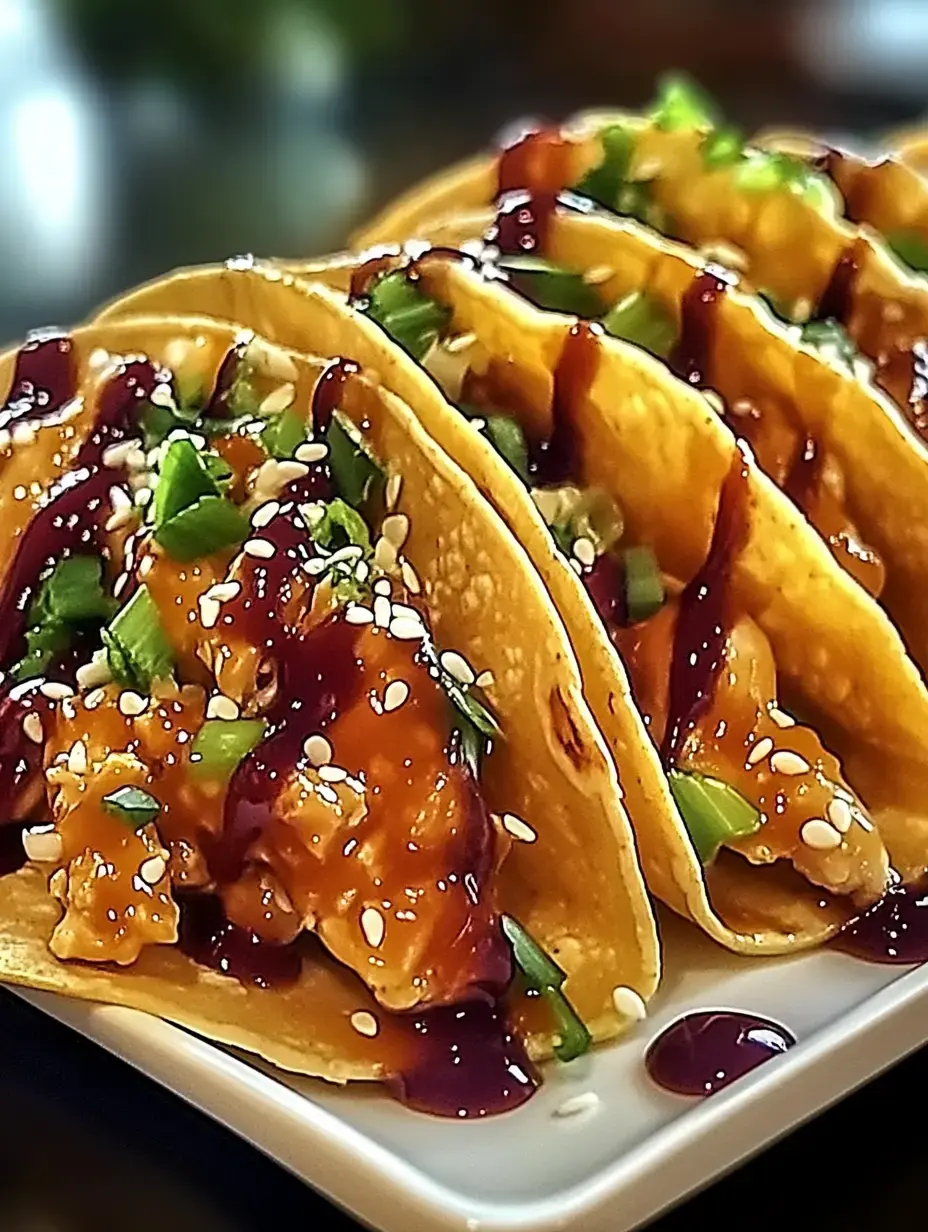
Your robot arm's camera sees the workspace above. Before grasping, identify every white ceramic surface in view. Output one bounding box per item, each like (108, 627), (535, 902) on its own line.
(8, 905), (926, 1231)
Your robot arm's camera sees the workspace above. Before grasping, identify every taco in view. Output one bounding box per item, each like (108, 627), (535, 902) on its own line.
(0, 313), (660, 1116)
(93, 256), (928, 953)
(352, 76), (928, 449)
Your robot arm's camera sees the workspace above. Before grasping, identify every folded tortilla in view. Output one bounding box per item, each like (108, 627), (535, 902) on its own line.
(0, 312), (659, 1083)
(94, 260), (928, 953)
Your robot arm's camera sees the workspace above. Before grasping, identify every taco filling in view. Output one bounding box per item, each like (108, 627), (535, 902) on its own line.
(351, 270), (891, 922)
(0, 327), (606, 1116)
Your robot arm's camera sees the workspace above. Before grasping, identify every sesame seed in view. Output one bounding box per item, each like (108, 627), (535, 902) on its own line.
(373, 578), (392, 596)
(105, 506), (135, 533)
(553, 1092), (601, 1120)
(345, 605), (374, 625)
(150, 383), (175, 408)
(612, 985), (648, 1022)
(391, 602), (419, 621)
(800, 818), (842, 850)
(102, 439), (142, 469)
(118, 690), (148, 717)
(135, 487), (153, 508)
(382, 513), (410, 550)
(251, 500), (280, 529)
(390, 616), (425, 641)
(501, 813), (537, 843)
(243, 538), (275, 560)
(76, 657), (112, 690)
(204, 580), (242, 604)
(768, 706), (795, 729)
(126, 447), (147, 472)
(109, 484), (132, 511)
(12, 485), (26, 500)
(23, 825), (62, 864)
(355, 561), (370, 584)
(39, 681), (73, 700)
(572, 537), (596, 568)
(826, 797), (853, 834)
(304, 734), (332, 767)
(199, 596), (220, 629)
(84, 687), (106, 710)
(316, 783), (339, 804)
(360, 906), (385, 948)
(139, 855), (166, 885)
(350, 1010), (380, 1038)
(400, 559), (421, 594)
(274, 460), (309, 484)
(770, 750), (811, 776)
(373, 595), (392, 628)
(440, 649), (475, 686)
(583, 264), (614, 285)
(67, 740), (88, 774)
(854, 809), (874, 833)
(258, 383), (296, 417)
(318, 764), (348, 783)
(22, 712), (43, 744)
(445, 331), (478, 353)
(746, 736), (773, 767)
(327, 545), (364, 565)
(475, 670), (495, 689)
(374, 536), (398, 572)
(295, 441), (328, 464)
(206, 694), (240, 721)
(11, 422), (36, 446)
(383, 680), (410, 713)
(385, 473), (402, 510)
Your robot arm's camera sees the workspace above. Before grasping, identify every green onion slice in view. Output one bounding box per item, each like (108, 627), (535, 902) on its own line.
(13, 556), (115, 682)
(103, 585), (174, 692)
(190, 718), (268, 780)
(668, 768), (762, 863)
(649, 74), (717, 132)
(326, 413), (383, 509)
(154, 495), (250, 561)
(420, 637), (500, 779)
(458, 407), (531, 483)
(888, 230), (928, 274)
(102, 785), (162, 829)
(305, 497), (372, 554)
(800, 318), (858, 373)
(501, 914), (592, 1062)
(601, 289), (677, 359)
(366, 272), (452, 361)
(496, 254), (606, 318)
(261, 409), (309, 460)
(623, 545), (665, 623)
(154, 438), (219, 527)
(573, 123), (636, 210)
(701, 125), (745, 169)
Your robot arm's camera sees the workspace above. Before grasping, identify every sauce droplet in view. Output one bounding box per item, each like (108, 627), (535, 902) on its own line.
(833, 878), (928, 963)
(177, 892), (302, 989)
(311, 358), (359, 434)
(646, 1010), (795, 1096)
(670, 267), (733, 389)
(497, 126), (572, 198)
(0, 334), (76, 433)
(492, 190), (557, 256)
(531, 321), (602, 485)
(816, 239), (866, 323)
(0, 822), (26, 876)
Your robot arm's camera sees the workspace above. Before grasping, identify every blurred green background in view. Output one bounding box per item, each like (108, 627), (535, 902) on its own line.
(0, 0), (925, 342)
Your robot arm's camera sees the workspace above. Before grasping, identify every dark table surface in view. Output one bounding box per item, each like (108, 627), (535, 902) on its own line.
(0, 985), (921, 1232)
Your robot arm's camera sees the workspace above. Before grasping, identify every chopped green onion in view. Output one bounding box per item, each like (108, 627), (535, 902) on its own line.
(190, 718), (267, 780)
(138, 379), (202, 449)
(366, 272), (452, 361)
(153, 438), (219, 527)
(540, 485), (624, 559)
(226, 368), (260, 418)
(140, 401), (180, 449)
(734, 150), (833, 211)
(888, 230), (928, 274)
(601, 289), (677, 359)
(420, 638), (501, 779)
(701, 125), (745, 169)
(201, 453), (233, 488)
(102, 785), (161, 829)
(261, 409), (309, 460)
(800, 318), (858, 373)
(623, 546), (664, 623)
(12, 556), (115, 682)
(326, 413), (383, 508)
(103, 585), (174, 692)
(305, 497), (372, 554)
(501, 914), (592, 1063)
(483, 415), (530, 482)
(573, 123), (636, 210)
(668, 768), (762, 863)
(496, 255), (606, 318)
(649, 74), (716, 132)
(154, 495), (250, 561)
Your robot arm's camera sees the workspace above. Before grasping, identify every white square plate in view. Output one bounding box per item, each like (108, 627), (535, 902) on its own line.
(7, 907), (926, 1232)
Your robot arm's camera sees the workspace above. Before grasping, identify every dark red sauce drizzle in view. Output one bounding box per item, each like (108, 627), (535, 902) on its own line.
(497, 126), (572, 197)
(0, 680), (56, 804)
(311, 357), (359, 434)
(530, 321), (602, 485)
(0, 359), (158, 665)
(0, 823), (26, 875)
(833, 877), (928, 963)
(0, 335), (76, 433)
(817, 240), (865, 323)
(388, 998), (538, 1118)
(491, 190), (557, 256)
(646, 1010), (795, 1097)
(348, 254), (403, 303)
(670, 268), (732, 389)
(583, 550), (627, 631)
(783, 436), (823, 508)
(204, 343), (246, 417)
(177, 892), (302, 989)
(661, 447), (750, 766)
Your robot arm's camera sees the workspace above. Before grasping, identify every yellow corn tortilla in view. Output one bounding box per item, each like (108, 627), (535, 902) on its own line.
(94, 261), (928, 952)
(0, 312), (659, 1081)
(350, 110), (928, 365)
(354, 201), (928, 682)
